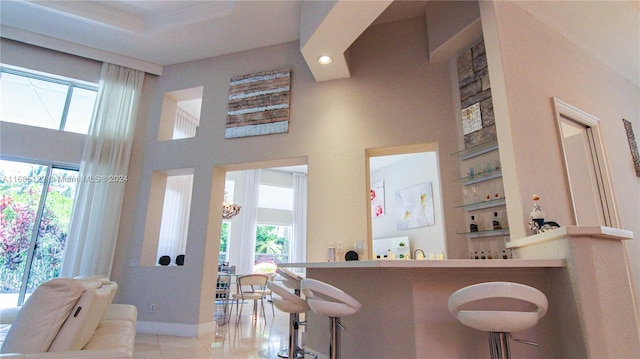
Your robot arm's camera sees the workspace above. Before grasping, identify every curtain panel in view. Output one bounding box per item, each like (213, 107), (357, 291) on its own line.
(156, 175), (193, 263)
(61, 63), (144, 277)
(237, 169), (261, 275)
(291, 172), (307, 266)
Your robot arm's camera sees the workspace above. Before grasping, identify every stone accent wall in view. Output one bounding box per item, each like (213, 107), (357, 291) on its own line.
(457, 40), (496, 148)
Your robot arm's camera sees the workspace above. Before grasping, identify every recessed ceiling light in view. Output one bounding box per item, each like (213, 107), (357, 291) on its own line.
(317, 55), (333, 65)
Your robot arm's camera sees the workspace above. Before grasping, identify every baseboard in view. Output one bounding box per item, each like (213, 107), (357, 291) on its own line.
(137, 320), (216, 337)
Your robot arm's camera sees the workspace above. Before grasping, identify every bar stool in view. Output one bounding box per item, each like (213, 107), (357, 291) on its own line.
(448, 281), (548, 359)
(268, 281), (310, 359)
(275, 268), (308, 358)
(301, 278), (362, 359)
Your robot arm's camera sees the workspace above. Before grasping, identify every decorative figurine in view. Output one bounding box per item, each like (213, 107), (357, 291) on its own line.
(529, 194), (545, 234)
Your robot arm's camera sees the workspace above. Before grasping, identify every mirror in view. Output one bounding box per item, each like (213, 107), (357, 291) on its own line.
(554, 98), (619, 227)
(366, 143), (447, 259)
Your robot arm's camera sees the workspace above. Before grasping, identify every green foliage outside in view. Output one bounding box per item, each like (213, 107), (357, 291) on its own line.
(0, 163), (76, 294)
(255, 225), (289, 263)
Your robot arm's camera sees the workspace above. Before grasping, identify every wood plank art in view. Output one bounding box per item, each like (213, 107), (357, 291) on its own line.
(225, 68), (291, 138)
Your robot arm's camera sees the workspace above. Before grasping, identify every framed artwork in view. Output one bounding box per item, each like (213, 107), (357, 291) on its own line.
(462, 102), (482, 135)
(395, 182), (435, 230)
(371, 180), (385, 217)
(225, 68), (291, 138)
(623, 119), (640, 177)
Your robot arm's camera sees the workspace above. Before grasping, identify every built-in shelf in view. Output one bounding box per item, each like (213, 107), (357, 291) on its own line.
(459, 228), (510, 239)
(457, 197), (506, 211)
(451, 139), (498, 160)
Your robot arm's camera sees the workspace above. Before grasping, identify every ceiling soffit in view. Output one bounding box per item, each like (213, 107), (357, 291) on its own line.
(300, 0), (393, 82)
(24, 0), (235, 33)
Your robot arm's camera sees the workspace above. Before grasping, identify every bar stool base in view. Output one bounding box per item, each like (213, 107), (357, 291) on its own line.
(489, 332), (510, 359)
(277, 348), (305, 358)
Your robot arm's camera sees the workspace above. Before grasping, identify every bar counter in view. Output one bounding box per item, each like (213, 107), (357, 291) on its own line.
(280, 226), (638, 359)
(281, 259), (567, 359)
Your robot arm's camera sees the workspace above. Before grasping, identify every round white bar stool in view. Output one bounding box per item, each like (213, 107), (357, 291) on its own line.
(278, 267), (304, 294)
(275, 268), (308, 358)
(301, 278), (362, 359)
(268, 281), (310, 359)
(448, 282), (548, 359)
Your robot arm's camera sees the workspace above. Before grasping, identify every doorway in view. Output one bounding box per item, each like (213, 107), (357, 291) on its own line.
(0, 159), (79, 308)
(366, 143), (446, 259)
(213, 157), (308, 275)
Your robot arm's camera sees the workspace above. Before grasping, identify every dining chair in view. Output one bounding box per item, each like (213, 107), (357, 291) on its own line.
(229, 274), (269, 326)
(253, 271), (276, 317)
(215, 272), (232, 324)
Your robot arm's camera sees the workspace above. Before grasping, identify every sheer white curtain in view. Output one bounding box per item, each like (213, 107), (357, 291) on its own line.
(61, 63), (144, 277)
(172, 107), (198, 139)
(290, 172), (307, 265)
(156, 175), (193, 263)
(237, 169), (261, 275)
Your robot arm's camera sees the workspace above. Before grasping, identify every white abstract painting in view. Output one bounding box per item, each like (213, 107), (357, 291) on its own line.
(395, 182), (435, 230)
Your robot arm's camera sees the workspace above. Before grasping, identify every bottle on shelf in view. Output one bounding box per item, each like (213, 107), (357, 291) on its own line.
(492, 212), (502, 230)
(470, 215), (478, 232)
(327, 242), (336, 262)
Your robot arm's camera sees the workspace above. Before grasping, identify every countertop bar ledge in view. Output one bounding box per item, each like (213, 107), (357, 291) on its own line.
(280, 258), (565, 269)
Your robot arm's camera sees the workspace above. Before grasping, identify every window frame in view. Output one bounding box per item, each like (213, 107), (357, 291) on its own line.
(0, 65), (98, 133)
(0, 158), (80, 306)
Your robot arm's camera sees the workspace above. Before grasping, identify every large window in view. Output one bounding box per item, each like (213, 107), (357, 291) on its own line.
(0, 65), (97, 308)
(0, 160), (79, 307)
(219, 222), (230, 264)
(0, 66), (98, 134)
(255, 224), (291, 264)
(255, 184), (293, 264)
(258, 184), (293, 210)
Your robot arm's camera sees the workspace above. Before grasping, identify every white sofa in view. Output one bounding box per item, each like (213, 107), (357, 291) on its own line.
(0, 277), (136, 358)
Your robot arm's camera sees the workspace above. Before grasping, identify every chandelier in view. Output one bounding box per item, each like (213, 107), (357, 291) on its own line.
(222, 201), (241, 219)
(222, 191), (241, 219)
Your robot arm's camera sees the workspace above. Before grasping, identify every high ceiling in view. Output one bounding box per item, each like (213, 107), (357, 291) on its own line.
(1, 1), (638, 85)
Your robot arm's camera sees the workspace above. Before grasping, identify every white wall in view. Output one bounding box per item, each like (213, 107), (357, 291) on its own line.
(370, 152), (446, 256)
(480, 0), (640, 307)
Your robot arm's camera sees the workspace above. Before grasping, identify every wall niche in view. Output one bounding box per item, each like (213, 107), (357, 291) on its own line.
(457, 40), (496, 148)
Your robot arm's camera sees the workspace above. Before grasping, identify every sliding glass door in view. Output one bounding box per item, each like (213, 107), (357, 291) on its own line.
(0, 159), (78, 308)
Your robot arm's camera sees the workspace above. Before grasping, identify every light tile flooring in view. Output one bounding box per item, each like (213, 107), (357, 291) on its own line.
(134, 303), (313, 359)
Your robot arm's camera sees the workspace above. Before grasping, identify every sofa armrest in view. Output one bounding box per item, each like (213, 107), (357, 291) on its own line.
(0, 307), (21, 325)
(0, 350), (131, 358)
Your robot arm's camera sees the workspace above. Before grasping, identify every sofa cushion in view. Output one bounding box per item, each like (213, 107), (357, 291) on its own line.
(0, 324), (11, 349)
(48, 282), (118, 352)
(0, 278), (99, 354)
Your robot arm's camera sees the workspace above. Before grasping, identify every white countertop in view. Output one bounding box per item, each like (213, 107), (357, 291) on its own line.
(279, 258), (565, 269)
(507, 225), (634, 249)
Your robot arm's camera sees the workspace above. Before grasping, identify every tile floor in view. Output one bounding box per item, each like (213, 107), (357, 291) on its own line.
(134, 303), (315, 359)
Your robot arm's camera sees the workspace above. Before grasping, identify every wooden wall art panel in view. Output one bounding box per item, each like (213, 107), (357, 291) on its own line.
(225, 68), (291, 138)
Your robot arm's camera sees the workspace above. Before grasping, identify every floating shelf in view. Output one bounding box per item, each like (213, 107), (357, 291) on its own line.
(457, 197), (506, 211)
(450, 139), (498, 161)
(454, 171), (502, 185)
(459, 228), (510, 239)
